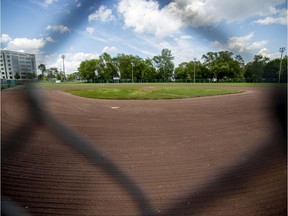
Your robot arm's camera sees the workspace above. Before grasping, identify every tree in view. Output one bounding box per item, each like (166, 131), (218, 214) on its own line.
(153, 48), (174, 80)
(202, 51), (244, 80)
(175, 62), (188, 80)
(38, 64), (46, 76)
(26, 72), (36, 79)
(263, 56), (287, 82)
(244, 54), (269, 82)
(114, 54), (133, 80)
(95, 53), (119, 81)
(45, 67), (58, 79)
(14, 72), (20, 79)
(78, 59), (98, 81)
(140, 58), (157, 80)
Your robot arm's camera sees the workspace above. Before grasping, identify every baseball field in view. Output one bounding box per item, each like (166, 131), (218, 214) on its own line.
(2, 83), (286, 215)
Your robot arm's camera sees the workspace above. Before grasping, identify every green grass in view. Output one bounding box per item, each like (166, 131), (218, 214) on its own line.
(64, 87), (243, 100)
(35, 81), (285, 100)
(35, 81), (284, 89)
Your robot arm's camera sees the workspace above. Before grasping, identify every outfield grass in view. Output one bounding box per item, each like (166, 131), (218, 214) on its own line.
(64, 87), (243, 100)
(34, 81), (285, 100)
(36, 81), (284, 89)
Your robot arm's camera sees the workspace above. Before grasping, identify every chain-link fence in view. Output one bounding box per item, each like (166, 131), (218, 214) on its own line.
(1, 83), (286, 215)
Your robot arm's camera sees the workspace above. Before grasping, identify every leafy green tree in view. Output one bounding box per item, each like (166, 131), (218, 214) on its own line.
(175, 62), (188, 79)
(175, 60), (209, 81)
(78, 59), (98, 81)
(114, 53), (133, 80)
(45, 67), (58, 79)
(14, 72), (20, 79)
(202, 51), (244, 80)
(140, 58), (157, 80)
(26, 72), (36, 79)
(244, 54), (269, 82)
(153, 48), (174, 80)
(98, 53), (118, 81)
(263, 56), (287, 81)
(38, 64), (46, 76)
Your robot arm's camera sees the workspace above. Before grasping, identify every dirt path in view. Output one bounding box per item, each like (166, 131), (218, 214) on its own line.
(2, 85), (286, 216)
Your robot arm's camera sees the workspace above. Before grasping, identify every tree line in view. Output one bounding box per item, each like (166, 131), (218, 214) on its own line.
(38, 48), (287, 83)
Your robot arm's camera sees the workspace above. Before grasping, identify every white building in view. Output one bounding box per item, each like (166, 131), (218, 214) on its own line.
(0, 50), (37, 80)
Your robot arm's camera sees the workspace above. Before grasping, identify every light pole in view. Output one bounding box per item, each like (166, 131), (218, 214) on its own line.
(61, 55), (65, 80)
(193, 58), (196, 83)
(278, 47), (285, 83)
(131, 60), (134, 83)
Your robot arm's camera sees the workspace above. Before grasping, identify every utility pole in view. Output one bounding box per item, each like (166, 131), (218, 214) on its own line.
(278, 47), (285, 83)
(193, 58), (196, 83)
(61, 55), (65, 81)
(131, 60), (134, 83)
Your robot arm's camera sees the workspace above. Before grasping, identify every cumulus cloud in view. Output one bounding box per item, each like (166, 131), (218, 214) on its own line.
(48, 52), (100, 73)
(4, 37), (47, 67)
(102, 46), (118, 53)
(117, 0), (182, 38)
(0, 34), (12, 43)
(45, 36), (56, 42)
(46, 25), (70, 33)
(32, 0), (57, 8)
(254, 9), (287, 25)
(88, 5), (115, 22)
(257, 48), (280, 59)
(117, 0), (285, 36)
(167, 0), (286, 27)
(226, 32), (268, 52)
(6, 38), (46, 53)
(213, 32), (269, 61)
(86, 27), (95, 34)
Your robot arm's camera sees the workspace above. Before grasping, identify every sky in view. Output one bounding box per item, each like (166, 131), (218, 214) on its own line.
(1, 0), (287, 74)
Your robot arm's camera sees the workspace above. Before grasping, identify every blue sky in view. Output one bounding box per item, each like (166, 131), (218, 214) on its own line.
(1, 0), (287, 74)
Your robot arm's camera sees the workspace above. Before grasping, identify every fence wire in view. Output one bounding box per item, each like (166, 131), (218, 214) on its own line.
(1, 83), (286, 216)
(2, 83), (154, 216)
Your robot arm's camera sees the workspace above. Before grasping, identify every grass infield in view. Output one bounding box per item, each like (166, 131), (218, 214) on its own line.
(63, 87), (243, 100)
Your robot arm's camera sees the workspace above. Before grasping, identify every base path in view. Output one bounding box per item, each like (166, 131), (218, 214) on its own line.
(2, 85), (286, 216)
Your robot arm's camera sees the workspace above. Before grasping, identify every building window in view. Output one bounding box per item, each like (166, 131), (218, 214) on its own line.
(10, 76), (13, 79)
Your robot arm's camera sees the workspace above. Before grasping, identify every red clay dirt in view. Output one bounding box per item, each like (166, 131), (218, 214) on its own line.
(1, 85), (286, 216)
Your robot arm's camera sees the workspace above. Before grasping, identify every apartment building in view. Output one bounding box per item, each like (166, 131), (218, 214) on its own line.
(0, 50), (37, 80)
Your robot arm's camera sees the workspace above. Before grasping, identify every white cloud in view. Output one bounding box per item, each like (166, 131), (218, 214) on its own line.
(254, 9), (287, 25)
(75, 0), (81, 8)
(117, 0), (286, 35)
(0, 34), (12, 43)
(86, 27), (95, 34)
(88, 5), (115, 23)
(6, 38), (46, 53)
(212, 32), (270, 61)
(34, 0), (57, 8)
(258, 48), (280, 59)
(117, 0), (182, 38)
(102, 46), (118, 53)
(226, 32), (268, 53)
(46, 25), (70, 33)
(48, 52), (100, 74)
(45, 36), (56, 42)
(4, 37), (47, 68)
(167, 0), (286, 27)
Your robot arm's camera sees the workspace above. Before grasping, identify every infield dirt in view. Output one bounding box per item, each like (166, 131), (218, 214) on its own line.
(2, 85), (286, 215)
